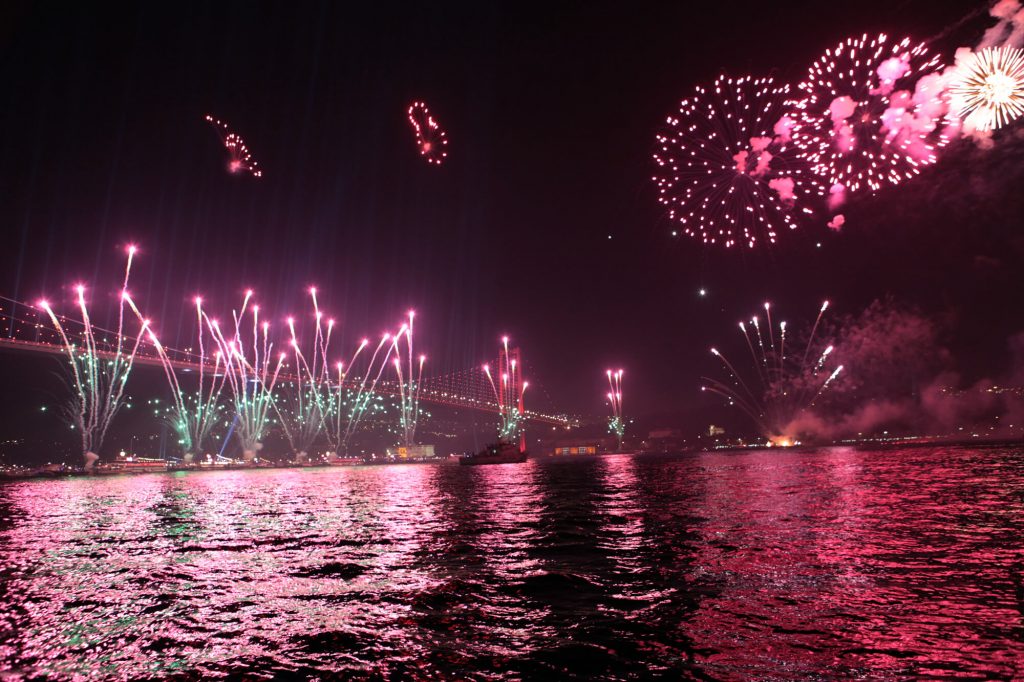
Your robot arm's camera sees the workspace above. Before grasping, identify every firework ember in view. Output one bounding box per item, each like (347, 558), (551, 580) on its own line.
(36, 246), (148, 466)
(605, 369), (624, 450)
(272, 288), (337, 462)
(653, 75), (825, 249)
(407, 101), (448, 165)
(787, 34), (947, 196)
(483, 336), (527, 448)
(702, 300), (843, 444)
(134, 296), (227, 462)
(200, 290), (283, 460)
(951, 46), (1024, 131)
(391, 311), (425, 447)
(204, 114), (263, 177)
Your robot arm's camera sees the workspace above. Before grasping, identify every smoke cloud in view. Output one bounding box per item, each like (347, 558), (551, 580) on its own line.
(769, 177), (795, 202)
(781, 301), (1024, 441)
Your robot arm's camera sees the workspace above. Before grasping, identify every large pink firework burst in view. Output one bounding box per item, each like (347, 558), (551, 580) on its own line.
(407, 101), (448, 165)
(787, 33), (948, 196)
(652, 75), (826, 249)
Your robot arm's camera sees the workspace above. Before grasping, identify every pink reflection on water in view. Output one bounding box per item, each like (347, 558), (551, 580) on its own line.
(684, 447), (1024, 678)
(0, 448), (1022, 678)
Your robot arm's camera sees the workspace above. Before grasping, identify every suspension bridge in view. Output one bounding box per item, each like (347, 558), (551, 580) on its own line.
(0, 297), (571, 427)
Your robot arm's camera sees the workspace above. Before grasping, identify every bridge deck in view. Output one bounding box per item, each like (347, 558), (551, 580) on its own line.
(0, 336), (569, 425)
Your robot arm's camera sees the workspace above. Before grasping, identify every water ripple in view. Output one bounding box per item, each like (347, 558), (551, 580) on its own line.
(0, 447), (1022, 679)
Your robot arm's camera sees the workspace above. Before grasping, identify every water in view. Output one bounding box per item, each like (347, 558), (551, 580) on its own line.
(1, 447), (1022, 680)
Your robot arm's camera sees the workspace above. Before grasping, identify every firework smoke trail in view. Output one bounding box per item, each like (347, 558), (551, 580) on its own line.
(271, 289), (336, 460)
(606, 369), (625, 450)
(341, 333), (391, 452)
(325, 337), (369, 454)
(652, 75), (826, 248)
(801, 300), (830, 368)
(407, 101), (449, 165)
(204, 114), (263, 178)
(341, 325), (405, 453)
(702, 300), (843, 443)
(389, 313), (427, 447)
(950, 46), (1024, 131)
(125, 295), (227, 460)
(201, 293), (284, 460)
(483, 337), (527, 445)
(36, 248), (149, 463)
(787, 34), (949, 197)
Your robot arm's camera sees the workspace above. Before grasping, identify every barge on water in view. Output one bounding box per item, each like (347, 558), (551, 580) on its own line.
(459, 441), (527, 466)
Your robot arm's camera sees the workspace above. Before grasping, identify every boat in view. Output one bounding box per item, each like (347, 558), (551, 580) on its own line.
(459, 441), (528, 465)
(327, 457), (363, 466)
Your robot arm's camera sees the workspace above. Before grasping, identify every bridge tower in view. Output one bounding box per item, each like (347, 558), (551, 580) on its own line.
(498, 345), (526, 452)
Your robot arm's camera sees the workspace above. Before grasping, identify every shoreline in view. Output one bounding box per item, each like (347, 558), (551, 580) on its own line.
(3, 437), (1022, 482)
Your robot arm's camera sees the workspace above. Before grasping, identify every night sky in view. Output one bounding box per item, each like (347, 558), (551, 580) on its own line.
(1, 0), (1021, 453)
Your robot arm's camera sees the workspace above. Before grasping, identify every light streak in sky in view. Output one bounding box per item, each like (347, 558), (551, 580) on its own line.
(37, 246), (148, 465)
(204, 114), (263, 177)
(606, 368), (625, 450)
(702, 300), (843, 443)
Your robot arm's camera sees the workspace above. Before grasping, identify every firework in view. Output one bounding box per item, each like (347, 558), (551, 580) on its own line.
(482, 336), (528, 449)
(339, 318), (409, 453)
(702, 300), (843, 444)
(653, 75), (826, 248)
(323, 336), (369, 457)
(787, 34), (948, 196)
(605, 369), (625, 450)
(272, 288), (337, 461)
(200, 290), (283, 460)
(950, 47), (1024, 131)
(37, 246), (148, 466)
(204, 114), (263, 178)
(131, 296), (227, 462)
(407, 101), (448, 165)
(390, 311), (425, 447)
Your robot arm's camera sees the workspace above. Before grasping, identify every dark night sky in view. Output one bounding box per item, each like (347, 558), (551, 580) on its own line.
(1, 0), (1021, 443)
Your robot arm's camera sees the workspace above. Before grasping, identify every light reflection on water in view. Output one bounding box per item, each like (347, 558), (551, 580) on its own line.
(1, 447), (1022, 679)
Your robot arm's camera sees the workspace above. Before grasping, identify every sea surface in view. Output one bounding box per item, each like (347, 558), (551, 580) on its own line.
(1, 446), (1022, 680)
